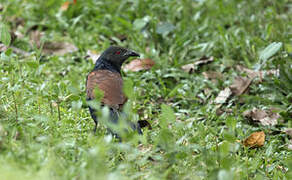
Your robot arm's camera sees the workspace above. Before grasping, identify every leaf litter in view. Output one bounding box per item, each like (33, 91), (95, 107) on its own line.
(181, 56), (214, 73)
(243, 131), (265, 148)
(243, 108), (280, 126)
(123, 59), (155, 72)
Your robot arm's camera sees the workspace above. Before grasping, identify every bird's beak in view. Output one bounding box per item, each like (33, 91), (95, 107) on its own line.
(125, 50), (140, 57)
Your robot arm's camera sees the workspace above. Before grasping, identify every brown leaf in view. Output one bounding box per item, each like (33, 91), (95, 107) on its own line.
(181, 63), (195, 73)
(230, 76), (253, 96)
(42, 42), (78, 55)
(60, 1), (71, 11)
(284, 128), (292, 137)
(181, 56), (214, 73)
(243, 131), (265, 148)
(202, 71), (223, 80)
(29, 30), (44, 48)
(194, 56), (214, 66)
(0, 43), (29, 56)
(236, 65), (259, 79)
(236, 65), (279, 79)
(123, 59), (155, 72)
(216, 108), (233, 116)
(214, 87), (232, 104)
(243, 108), (279, 126)
(86, 50), (100, 64)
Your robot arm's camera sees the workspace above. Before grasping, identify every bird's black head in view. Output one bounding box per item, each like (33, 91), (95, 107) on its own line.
(98, 46), (140, 67)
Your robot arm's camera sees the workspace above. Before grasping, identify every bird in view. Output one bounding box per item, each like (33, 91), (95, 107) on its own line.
(86, 46), (142, 137)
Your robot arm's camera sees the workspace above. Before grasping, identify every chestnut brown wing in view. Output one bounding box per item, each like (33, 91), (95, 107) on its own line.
(86, 70), (127, 109)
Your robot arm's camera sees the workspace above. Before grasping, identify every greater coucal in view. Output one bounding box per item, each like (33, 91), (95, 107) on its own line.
(86, 46), (142, 137)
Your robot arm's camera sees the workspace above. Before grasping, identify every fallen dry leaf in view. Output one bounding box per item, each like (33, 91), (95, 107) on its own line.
(181, 63), (195, 73)
(236, 65), (259, 79)
(42, 42), (78, 55)
(86, 50), (100, 64)
(216, 108), (233, 116)
(0, 43), (30, 56)
(243, 131), (265, 148)
(60, 0), (77, 11)
(181, 56), (214, 73)
(29, 30), (44, 48)
(230, 76), (253, 96)
(123, 59), (155, 72)
(236, 65), (279, 80)
(214, 87), (232, 104)
(194, 56), (214, 66)
(284, 128), (292, 137)
(60, 1), (71, 11)
(243, 108), (279, 126)
(202, 71), (223, 80)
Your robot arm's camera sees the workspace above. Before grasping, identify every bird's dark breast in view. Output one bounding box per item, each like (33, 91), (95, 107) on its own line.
(86, 70), (127, 109)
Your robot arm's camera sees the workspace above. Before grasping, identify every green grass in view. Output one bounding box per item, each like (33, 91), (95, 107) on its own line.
(0, 0), (292, 179)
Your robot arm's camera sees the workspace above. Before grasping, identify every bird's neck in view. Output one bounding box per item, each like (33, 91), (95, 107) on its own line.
(93, 58), (121, 73)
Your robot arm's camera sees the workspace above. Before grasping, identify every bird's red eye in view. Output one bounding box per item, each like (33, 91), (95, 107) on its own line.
(116, 51), (121, 55)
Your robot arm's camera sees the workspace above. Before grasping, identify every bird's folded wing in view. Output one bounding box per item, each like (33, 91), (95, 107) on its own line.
(86, 70), (127, 109)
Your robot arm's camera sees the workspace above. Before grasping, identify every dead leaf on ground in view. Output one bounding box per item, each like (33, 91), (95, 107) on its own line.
(214, 87), (232, 104)
(0, 43), (30, 56)
(60, 0), (77, 11)
(243, 131), (265, 148)
(181, 63), (196, 73)
(243, 108), (279, 126)
(216, 108), (233, 116)
(42, 42), (78, 55)
(181, 56), (214, 73)
(194, 56), (214, 66)
(123, 59), (155, 72)
(29, 30), (44, 48)
(202, 71), (223, 80)
(230, 76), (253, 96)
(236, 65), (279, 80)
(60, 1), (71, 11)
(284, 128), (292, 137)
(86, 50), (100, 64)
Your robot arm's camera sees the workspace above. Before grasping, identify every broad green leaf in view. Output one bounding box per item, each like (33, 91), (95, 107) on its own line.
(133, 16), (150, 30)
(156, 22), (175, 35)
(159, 104), (176, 128)
(255, 42), (282, 70)
(259, 42), (282, 61)
(0, 23), (11, 46)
